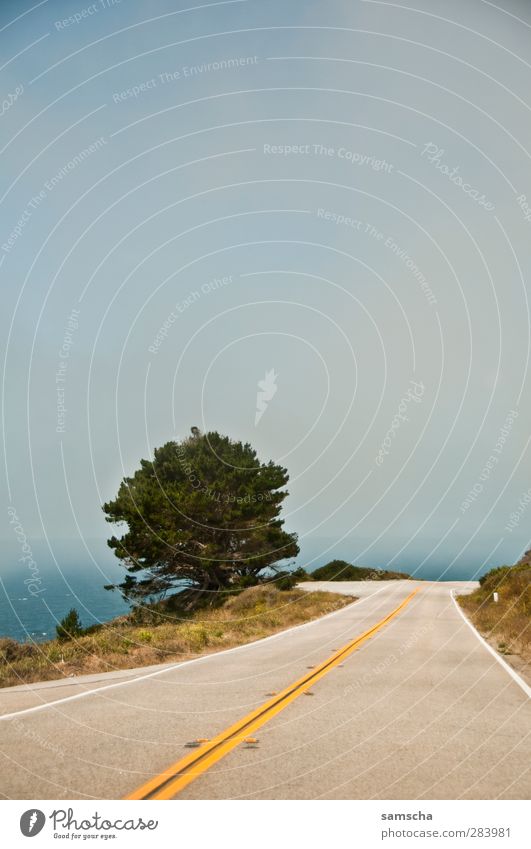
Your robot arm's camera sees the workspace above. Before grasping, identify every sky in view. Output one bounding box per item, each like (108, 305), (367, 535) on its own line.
(2, 0), (531, 580)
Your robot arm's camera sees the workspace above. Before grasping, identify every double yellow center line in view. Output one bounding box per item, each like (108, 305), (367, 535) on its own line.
(125, 588), (419, 800)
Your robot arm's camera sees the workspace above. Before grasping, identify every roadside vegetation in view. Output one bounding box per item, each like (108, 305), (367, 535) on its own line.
(0, 585), (354, 689)
(458, 563), (530, 665)
(308, 559), (411, 581)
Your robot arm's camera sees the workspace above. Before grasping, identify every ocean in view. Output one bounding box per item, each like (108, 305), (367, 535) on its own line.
(0, 539), (131, 643)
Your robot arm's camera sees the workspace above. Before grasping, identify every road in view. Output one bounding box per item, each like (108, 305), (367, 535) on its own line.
(0, 580), (529, 800)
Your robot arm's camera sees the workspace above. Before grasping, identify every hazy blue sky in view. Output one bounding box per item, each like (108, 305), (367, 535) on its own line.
(2, 0), (531, 579)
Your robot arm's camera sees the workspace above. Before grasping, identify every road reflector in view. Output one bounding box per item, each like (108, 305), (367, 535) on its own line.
(185, 738), (210, 748)
(303, 691), (315, 696)
(265, 691), (278, 696)
(243, 737), (259, 748)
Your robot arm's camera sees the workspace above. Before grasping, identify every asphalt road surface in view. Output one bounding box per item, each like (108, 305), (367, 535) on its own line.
(0, 580), (529, 800)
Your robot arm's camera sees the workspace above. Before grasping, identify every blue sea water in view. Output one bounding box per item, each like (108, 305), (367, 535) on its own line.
(0, 539), (131, 643)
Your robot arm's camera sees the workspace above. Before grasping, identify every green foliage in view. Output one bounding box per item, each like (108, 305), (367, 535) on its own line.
(292, 566), (313, 582)
(273, 572), (298, 591)
(476, 563), (530, 591)
(311, 559), (410, 581)
(273, 567), (310, 590)
(475, 563), (530, 601)
(83, 623), (103, 635)
(459, 563), (530, 657)
(478, 565), (511, 588)
(0, 638), (35, 662)
(102, 432), (299, 606)
(56, 608), (84, 642)
(137, 630), (153, 643)
(235, 574), (261, 590)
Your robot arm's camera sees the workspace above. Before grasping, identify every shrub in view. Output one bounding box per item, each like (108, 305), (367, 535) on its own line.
(56, 608), (84, 642)
(478, 565), (512, 589)
(293, 567), (313, 582)
(0, 637), (36, 663)
(137, 630), (153, 643)
(311, 560), (410, 581)
(273, 572), (298, 590)
(459, 563), (531, 658)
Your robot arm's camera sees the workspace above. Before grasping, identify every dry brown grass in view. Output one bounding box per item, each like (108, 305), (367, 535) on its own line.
(458, 564), (530, 666)
(0, 585), (354, 689)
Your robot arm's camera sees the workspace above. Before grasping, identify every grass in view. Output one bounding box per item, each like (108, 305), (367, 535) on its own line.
(458, 564), (530, 667)
(0, 585), (354, 689)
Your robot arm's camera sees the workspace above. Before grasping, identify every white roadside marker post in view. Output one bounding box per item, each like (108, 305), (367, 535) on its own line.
(493, 592), (499, 603)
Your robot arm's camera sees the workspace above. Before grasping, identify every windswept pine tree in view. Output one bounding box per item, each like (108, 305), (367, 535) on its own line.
(103, 431), (299, 607)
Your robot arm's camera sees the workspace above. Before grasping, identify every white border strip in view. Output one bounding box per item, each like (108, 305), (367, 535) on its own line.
(0, 583), (394, 721)
(451, 589), (531, 699)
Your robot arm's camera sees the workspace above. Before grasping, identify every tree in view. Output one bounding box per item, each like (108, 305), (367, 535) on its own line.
(56, 608), (84, 641)
(102, 431), (299, 607)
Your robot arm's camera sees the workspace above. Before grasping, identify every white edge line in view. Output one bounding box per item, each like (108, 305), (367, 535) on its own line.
(0, 583), (394, 721)
(451, 590), (531, 699)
